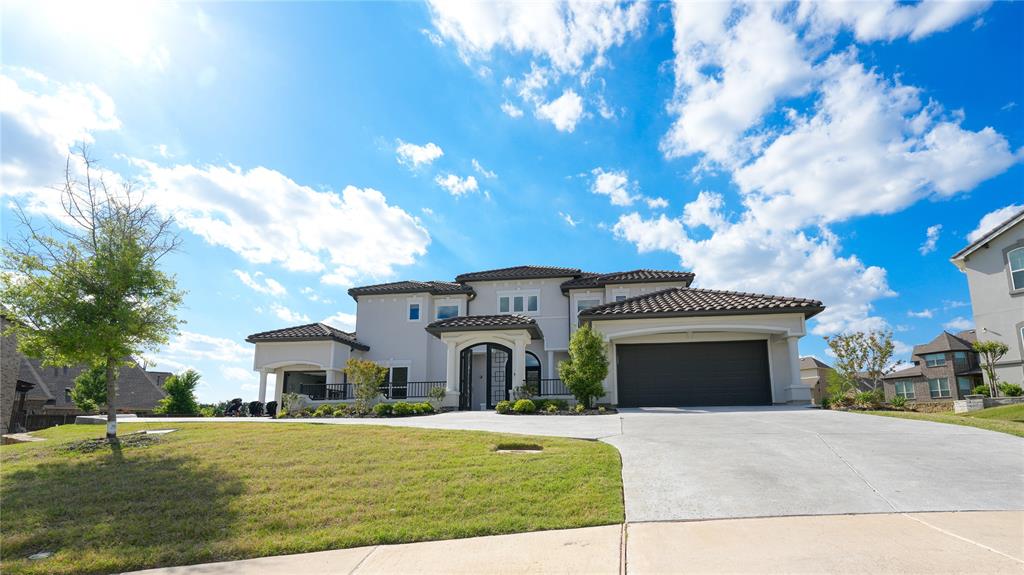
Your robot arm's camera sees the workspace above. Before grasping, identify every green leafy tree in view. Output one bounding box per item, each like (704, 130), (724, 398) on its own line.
(70, 365), (108, 412)
(824, 330), (895, 398)
(0, 148), (184, 438)
(154, 369), (201, 415)
(973, 340), (1009, 397)
(344, 358), (387, 414)
(558, 323), (608, 408)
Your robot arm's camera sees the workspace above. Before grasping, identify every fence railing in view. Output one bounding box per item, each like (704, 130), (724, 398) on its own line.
(538, 378), (570, 396)
(297, 381), (446, 401)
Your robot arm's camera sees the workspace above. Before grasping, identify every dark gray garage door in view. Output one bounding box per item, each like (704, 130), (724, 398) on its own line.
(617, 340), (771, 407)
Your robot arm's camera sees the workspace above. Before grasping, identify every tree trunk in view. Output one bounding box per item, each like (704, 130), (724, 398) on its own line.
(105, 357), (118, 439)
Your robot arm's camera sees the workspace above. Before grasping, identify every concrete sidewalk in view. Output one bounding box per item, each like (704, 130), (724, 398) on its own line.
(128, 511), (1023, 574)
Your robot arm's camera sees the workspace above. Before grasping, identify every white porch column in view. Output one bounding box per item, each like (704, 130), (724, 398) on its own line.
(512, 338), (527, 399)
(786, 335), (810, 403)
(274, 369), (284, 404)
(547, 350), (555, 378)
(258, 370), (268, 403)
(445, 342), (459, 393)
(326, 369), (338, 386)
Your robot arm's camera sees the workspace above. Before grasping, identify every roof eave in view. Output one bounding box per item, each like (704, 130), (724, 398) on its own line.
(949, 209), (1024, 262)
(425, 324), (544, 339)
(245, 335), (369, 351)
(581, 305), (826, 322)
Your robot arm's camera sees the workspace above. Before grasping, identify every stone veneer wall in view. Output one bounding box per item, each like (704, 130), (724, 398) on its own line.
(0, 317), (21, 433)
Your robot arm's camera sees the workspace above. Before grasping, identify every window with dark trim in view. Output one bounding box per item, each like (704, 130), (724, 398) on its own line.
(894, 380), (915, 400)
(1009, 247), (1024, 291)
(923, 353), (946, 367)
(929, 378), (951, 399)
(408, 302), (420, 321)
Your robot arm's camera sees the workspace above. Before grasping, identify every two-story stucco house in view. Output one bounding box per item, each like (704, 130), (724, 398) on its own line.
(951, 208), (1024, 388)
(246, 265), (824, 410)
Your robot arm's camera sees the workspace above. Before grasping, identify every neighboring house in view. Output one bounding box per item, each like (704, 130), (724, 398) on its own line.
(247, 265), (824, 410)
(951, 207), (1024, 388)
(881, 330), (984, 403)
(799, 357), (833, 404)
(1, 315), (20, 433)
(17, 357), (170, 416)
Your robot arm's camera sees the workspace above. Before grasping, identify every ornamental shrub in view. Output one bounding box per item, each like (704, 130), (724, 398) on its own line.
(373, 403), (393, 417)
(512, 399), (536, 413)
(999, 383), (1023, 397)
(890, 395), (907, 409)
(333, 404), (351, 417)
(598, 406), (606, 414)
(495, 400), (512, 414)
(545, 403), (558, 413)
(313, 404), (337, 418)
(574, 403), (585, 414)
(971, 385), (991, 397)
(415, 402), (434, 414)
(154, 369), (202, 416)
(392, 402), (415, 416)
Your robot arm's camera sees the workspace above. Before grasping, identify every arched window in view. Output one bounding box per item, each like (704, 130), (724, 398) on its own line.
(525, 351), (541, 392)
(1009, 247), (1024, 291)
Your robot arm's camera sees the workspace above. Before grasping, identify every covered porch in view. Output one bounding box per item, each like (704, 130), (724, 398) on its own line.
(427, 314), (568, 410)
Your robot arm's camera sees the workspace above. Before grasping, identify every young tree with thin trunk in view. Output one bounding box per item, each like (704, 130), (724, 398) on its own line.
(559, 323), (609, 409)
(1, 146), (184, 439)
(973, 340), (1009, 397)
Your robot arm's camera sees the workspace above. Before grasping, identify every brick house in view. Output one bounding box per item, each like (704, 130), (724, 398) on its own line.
(882, 330), (984, 403)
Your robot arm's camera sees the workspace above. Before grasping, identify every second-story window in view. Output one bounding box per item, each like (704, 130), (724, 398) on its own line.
(1009, 247), (1024, 291)
(498, 293), (539, 314)
(923, 353), (946, 367)
(576, 298), (601, 327)
(436, 304), (459, 320)
(408, 303), (420, 321)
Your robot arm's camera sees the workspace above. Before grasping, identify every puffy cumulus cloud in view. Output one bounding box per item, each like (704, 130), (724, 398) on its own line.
(321, 311), (357, 332)
(612, 203), (895, 336)
(796, 1), (990, 42)
(395, 140), (444, 168)
(271, 303), (309, 323)
(233, 270), (287, 297)
(734, 54), (1020, 230)
(535, 89), (584, 133)
(500, 101), (524, 117)
(153, 330), (251, 365)
(645, 197), (669, 210)
(907, 309), (934, 319)
(918, 224), (942, 256)
(943, 316), (974, 331)
(663, 2), (814, 166)
(967, 204), (1024, 243)
(434, 173), (479, 196)
(0, 68), (121, 194)
(426, 0), (647, 74)
(591, 168), (638, 206)
(135, 160), (430, 286)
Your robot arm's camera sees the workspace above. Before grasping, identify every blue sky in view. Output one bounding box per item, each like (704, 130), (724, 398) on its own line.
(2, 1), (1022, 402)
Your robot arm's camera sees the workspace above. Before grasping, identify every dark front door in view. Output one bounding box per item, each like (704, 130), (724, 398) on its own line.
(617, 340), (772, 407)
(459, 347), (474, 410)
(486, 344), (512, 409)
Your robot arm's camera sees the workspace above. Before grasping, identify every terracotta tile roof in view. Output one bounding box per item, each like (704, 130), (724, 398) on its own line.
(912, 331), (974, 356)
(245, 322), (369, 350)
(347, 280), (474, 298)
(561, 269), (695, 292)
(455, 265), (582, 282)
(578, 287), (825, 320)
(426, 314), (543, 339)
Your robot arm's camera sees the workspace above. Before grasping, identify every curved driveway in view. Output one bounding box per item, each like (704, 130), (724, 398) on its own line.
(129, 407), (1023, 522)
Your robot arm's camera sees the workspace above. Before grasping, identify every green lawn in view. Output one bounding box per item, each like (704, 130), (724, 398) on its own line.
(0, 423), (624, 575)
(863, 405), (1024, 437)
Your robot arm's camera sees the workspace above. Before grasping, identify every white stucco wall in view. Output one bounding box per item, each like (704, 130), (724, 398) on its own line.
(958, 218), (1024, 387)
(590, 312), (810, 404)
(465, 278), (572, 351)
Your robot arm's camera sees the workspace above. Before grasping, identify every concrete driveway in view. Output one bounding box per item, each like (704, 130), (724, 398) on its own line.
(604, 407), (1024, 522)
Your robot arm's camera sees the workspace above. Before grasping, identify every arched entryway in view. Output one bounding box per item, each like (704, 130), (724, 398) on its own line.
(458, 343), (512, 410)
(525, 351), (541, 394)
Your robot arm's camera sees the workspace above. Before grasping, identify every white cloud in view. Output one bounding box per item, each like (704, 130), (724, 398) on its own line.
(233, 270), (287, 297)
(645, 197), (669, 210)
(612, 202), (895, 336)
(271, 303), (310, 324)
(591, 167), (637, 206)
(943, 316), (974, 331)
(559, 211), (580, 227)
(967, 204), (1023, 243)
(472, 158), (497, 179)
(918, 224), (942, 256)
(434, 173), (479, 196)
(907, 309), (934, 319)
(300, 286), (332, 304)
(0, 68), (121, 195)
(797, 1), (991, 42)
(134, 160), (430, 286)
(535, 89), (584, 132)
(395, 139), (444, 168)
(322, 312), (357, 332)
(221, 365), (255, 384)
(942, 299), (969, 310)
(153, 330), (251, 365)
(421, 28), (445, 47)
(500, 101), (524, 117)
(426, 0), (647, 74)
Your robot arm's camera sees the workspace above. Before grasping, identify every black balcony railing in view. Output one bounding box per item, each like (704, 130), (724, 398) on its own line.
(298, 383), (353, 401)
(380, 381), (446, 400)
(538, 378), (570, 396)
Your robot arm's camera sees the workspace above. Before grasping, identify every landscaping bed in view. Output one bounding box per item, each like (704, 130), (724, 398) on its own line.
(281, 401), (440, 419)
(0, 422), (623, 575)
(494, 399), (618, 415)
